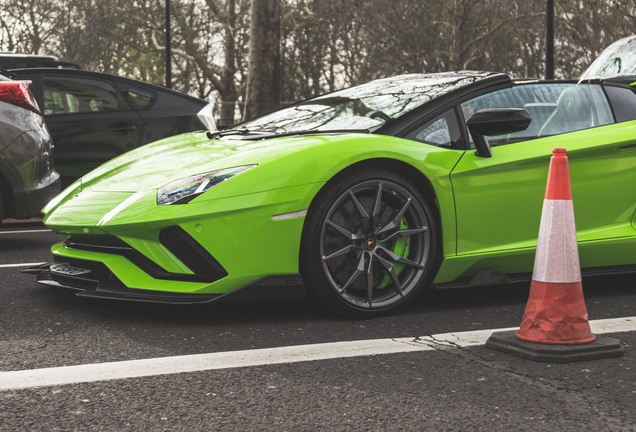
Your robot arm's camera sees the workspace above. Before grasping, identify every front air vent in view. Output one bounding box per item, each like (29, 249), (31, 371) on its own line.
(159, 226), (228, 282)
(65, 234), (133, 253)
(65, 233), (226, 283)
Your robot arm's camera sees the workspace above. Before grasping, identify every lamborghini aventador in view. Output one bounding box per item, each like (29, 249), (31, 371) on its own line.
(29, 39), (636, 316)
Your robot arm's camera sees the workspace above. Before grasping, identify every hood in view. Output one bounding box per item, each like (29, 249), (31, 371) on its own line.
(78, 131), (359, 193)
(42, 129), (454, 220)
(580, 35), (636, 80)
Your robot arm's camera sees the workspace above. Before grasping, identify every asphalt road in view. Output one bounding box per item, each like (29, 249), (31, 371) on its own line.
(0, 223), (634, 431)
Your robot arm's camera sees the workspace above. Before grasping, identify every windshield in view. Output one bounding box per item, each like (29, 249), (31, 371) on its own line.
(580, 35), (636, 80)
(239, 72), (496, 133)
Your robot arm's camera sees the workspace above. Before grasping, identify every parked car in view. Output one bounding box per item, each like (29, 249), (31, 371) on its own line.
(9, 68), (208, 186)
(31, 70), (636, 316)
(30, 38), (636, 317)
(0, 73), (60, 220)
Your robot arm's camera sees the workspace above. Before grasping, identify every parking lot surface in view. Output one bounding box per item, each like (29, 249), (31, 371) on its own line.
(0, 224), (634, 431)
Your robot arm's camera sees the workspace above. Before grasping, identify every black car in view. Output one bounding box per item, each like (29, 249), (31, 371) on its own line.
(0, 73), (60, 220)
(9, 68), (209, 186)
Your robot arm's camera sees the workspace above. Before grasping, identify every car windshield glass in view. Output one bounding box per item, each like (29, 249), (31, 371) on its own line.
(239, 72), (494, 133)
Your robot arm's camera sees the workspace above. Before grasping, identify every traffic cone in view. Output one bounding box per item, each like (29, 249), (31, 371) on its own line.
(486, 148), (623, 362)
(516, 147), (594, 345)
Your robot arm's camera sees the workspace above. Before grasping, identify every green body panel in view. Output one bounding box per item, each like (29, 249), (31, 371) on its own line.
(43, 120), (636, 294)
(435, 121), (636, 282)
(48, 182), (322, 292)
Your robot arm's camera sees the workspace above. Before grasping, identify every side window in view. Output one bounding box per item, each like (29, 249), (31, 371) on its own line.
(121, 87), (156, 110)
(406, 109), (461, 148)
(43, 77), (125, 115)
(460, 83), (614, 147)
(461, 84), (568, 147)
(538, 85), (613, 137)
(604, 85), (636, 122)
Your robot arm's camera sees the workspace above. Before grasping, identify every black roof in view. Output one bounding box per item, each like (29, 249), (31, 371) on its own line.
(0, 53), (80, 69)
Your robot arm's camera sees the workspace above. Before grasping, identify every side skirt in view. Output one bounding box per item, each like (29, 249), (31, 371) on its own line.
(434, 265), (636, 289)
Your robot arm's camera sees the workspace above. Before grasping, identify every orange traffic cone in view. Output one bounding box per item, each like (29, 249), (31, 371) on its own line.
(515, 147), (595, 345)
(486, 148), (623, 362)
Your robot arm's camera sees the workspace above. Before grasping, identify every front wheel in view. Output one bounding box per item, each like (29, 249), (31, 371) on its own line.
(301, 169), (438, 317)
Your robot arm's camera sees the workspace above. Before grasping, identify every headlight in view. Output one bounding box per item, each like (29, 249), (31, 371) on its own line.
(157, 165), (256, 205)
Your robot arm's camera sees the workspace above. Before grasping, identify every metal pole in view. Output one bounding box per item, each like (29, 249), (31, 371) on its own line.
(545, 0), (554, 80)
(165, 0), (172, 88)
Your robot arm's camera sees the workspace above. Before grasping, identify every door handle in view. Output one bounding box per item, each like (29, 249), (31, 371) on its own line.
(109, 123), (137, 134)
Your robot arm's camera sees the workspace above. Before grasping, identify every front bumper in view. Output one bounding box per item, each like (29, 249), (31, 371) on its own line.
(40, 182), (318, 297)
(26, 261), (223, 304)
(25, 261), (303, 304)
(36, 176), (323, 304)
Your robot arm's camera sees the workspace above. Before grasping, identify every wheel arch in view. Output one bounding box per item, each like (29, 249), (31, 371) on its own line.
(298, 157), (444, 316)
(299, 157), (443, 267)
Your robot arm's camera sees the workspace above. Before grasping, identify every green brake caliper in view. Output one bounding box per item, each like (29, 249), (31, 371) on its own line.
(377, 218), (410, 289)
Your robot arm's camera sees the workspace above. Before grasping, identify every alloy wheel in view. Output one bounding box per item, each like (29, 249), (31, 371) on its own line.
(319, 179), (433, 310)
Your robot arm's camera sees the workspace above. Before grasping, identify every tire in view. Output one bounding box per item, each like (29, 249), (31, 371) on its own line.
(300, 169), (438, 317)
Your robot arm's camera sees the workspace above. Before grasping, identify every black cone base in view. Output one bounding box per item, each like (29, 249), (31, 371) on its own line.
(485, 330), (624, 363)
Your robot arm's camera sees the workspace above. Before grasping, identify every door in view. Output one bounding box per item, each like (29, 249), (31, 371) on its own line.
(449, 82), (636, 272)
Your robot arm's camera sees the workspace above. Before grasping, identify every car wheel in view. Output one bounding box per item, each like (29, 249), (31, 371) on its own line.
(301, 169), (438, 317)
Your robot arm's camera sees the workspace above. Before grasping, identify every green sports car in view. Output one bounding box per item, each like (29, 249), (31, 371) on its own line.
(31, 63), (636, 316)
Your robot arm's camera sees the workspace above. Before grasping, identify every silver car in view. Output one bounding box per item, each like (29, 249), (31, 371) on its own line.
(0, 72), (60, 219)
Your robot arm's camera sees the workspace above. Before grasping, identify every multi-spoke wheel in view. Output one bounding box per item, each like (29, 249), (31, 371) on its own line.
(301, 169), (437, 317)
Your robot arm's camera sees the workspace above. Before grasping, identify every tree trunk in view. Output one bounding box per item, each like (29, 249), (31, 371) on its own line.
(244, 0), (280, 121)
(218, 0), (238, 128)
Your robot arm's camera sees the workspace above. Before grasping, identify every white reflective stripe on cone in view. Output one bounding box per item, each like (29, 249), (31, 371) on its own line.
(532, 199), (582, 283)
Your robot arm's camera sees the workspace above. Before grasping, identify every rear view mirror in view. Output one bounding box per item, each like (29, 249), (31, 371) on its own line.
(466, 108), (532, 157)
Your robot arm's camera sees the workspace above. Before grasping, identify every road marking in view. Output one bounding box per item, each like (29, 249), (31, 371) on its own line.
(0, 229), (51, 235)
(0, 262), (46, 269)
(0, 316), (633, 391)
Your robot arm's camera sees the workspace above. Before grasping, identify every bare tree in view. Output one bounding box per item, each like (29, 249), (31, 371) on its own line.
(2, 0), (635, 115)
(554, 0), (636, 77)
(168, 0), (249, 127)
(0, 0), (58, 53)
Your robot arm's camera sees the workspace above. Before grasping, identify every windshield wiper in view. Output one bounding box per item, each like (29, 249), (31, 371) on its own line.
(252, 128), (371, 139)
(208, 127), (371, 140)
(208, 126), (294, 139)
(207, 127), (259, 139)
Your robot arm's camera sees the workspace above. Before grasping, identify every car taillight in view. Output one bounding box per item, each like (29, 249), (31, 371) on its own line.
(0, 80), (42, 115)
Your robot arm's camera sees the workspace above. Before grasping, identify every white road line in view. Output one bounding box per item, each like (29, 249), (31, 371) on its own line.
(0, 262), (45, 269)
(0, 229), (51, 235)
(0, 316), (633, 391)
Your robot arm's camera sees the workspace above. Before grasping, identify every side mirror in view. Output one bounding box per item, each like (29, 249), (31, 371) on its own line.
(466, 108), (532, 158)
(197, 102), (217, 135)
